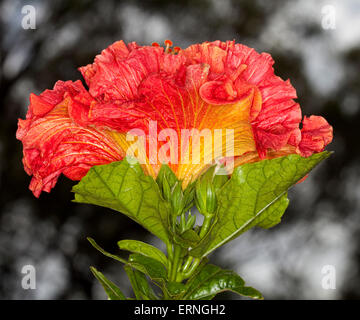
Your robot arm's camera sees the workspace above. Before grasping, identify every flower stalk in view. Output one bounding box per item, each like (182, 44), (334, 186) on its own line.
(199, 214), (214, 239)
(169, 244), (182, 282)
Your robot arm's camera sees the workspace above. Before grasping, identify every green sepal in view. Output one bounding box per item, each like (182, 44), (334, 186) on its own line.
(156, 164), (178, 196)
(178, 211), (196, 233)
(183, 181), (196, 212)
(170, 181), (186, 216)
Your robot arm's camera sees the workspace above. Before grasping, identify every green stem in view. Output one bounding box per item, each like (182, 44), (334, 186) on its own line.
(169, 244), (182, 282)
(166, 244), (173, 279)
(183, 258), (201, 278)
(175, 213), (214, 282)
(199, 214), (213, 238)
(167, 244), (173, 262)
(182, 256), (193, 273)
(167, 212), (214, 286)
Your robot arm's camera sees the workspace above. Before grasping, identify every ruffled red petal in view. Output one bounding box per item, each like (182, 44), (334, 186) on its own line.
(16, 80), (90, 140)
(297, 115), (333, 157)
(17, 81), (124, 197)
(79, 41), (185, 103)
(180, 41), (303, 158)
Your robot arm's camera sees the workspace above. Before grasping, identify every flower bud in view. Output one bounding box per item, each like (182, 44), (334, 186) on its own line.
(194, 165), (229, 216)
(170, 181), (185, 216)
(195, 172), (217, 216)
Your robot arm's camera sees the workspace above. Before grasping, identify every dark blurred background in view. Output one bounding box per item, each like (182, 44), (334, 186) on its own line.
(0, 0), (359, 299)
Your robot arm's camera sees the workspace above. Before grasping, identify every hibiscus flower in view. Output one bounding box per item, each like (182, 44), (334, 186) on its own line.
(17, 40), (333, 197)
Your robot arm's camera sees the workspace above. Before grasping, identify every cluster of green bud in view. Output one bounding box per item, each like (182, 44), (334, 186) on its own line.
(178, 211), (196, 233)
(156, 165), (193, 217)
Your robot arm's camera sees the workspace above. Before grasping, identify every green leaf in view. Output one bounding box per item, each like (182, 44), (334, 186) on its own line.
(88, 236), (168, 293)
(191, 152), (331, 257)
(124, 265), (158, 300)
(256, 193), (289, 229)
(124, 265), (142, 300)
(88, 238), (167, 283)
(117, 240), (168, 268)
(88, 237), (127, 264)
(183, 264), (263, 300)
(128, 253), (168, 283)
(90, 267), (126, 300)
(226, 193), (289, 244)
(72, 159), (170, 243)
(165, 282), (187, 299)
